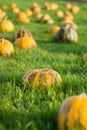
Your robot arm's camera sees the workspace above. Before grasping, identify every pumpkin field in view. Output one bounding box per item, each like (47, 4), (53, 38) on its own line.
(0, 0), (87, 129)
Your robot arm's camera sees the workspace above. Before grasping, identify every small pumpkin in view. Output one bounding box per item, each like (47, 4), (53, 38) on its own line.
(0, 37), (14, 56)
(22, 68), (62, 88)
(14, 36), (37, 49)
(13, 28), (32, 40)
(0, 9), (6, 20)
(1, 4), (8, 10)
(0, 19), (14, 32)
(12, 7), (20, 14)
(57, 93), (87, 130)
(50, 3), (58, 10)
(55, 24), (78, 43)
(25, 9), (33, 16)
(56, 10), (64, 18)
(39, 14), (54, 24)
(17, 12), (30, 23)
(65, 3), (72, 9)
(83, 53), (87, 64)
(48, 26), (60, 35)
(70, 6), (80, 14)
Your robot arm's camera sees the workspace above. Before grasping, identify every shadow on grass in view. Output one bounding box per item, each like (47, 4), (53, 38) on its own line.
(0, 108), (57, 130)
(37, 38), (87, 55)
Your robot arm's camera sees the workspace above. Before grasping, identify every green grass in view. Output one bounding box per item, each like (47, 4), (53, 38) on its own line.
(0, 0), (87, 130)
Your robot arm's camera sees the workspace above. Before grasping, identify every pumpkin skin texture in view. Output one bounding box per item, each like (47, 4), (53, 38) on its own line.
(0, 37), (14, 56)
(22, 69), (62, 88)
(14, 36), (37, 49)
(55, 24), (78, 43)
(13, 28), (32, 40)
(57, 94), (87, 130)
(0, 19), (14, 32)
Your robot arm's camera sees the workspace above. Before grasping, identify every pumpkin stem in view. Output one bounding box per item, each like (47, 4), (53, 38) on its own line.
(0, 37), (4, 43)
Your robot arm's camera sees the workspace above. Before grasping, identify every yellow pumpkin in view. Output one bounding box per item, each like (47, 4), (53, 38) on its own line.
(14, 36), (37, 49)
(25, 9), (33, 16)
(0, 19), (14, 32)
(0, 9), (6, 20)
(65, 3), (72, 9)
(44, 2), (51, 10)
(17, 12), (30, 23)
(56, 10), (64, 18)
(12, 7), (20, 14)
(48, 26), (60, 35)
(1, 4), (8, 10)
(39, 14), (54, 24)
(0, 37), (14, 56)
(50, 3), (58, 10)
(22, 68), (62, 88)
(70, 6), (80, 14)
(57, 93), (87, 130)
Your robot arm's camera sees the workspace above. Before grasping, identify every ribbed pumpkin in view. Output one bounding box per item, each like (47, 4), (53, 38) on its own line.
(13, 28), (32, 40)
(55, 24), (78, 43)
(57, 93), (87, 130)
(14, 36), (37, 49)
(0, 19), (14, 32)
(22, 69), (62, 88)
(0, 37), (14, 56)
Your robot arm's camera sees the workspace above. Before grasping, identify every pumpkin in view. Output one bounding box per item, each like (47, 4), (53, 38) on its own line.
(50, 3), (58, 10)
(17, 12), (30, 23)
(25, 9), (33, 17)
(39, 14), (54, 24)
(83, 53), (87, 64)
(11, 3), (17, 8)
(34, 12), (42, 19)
(56, 10), (64, 18)
(48, 26), (60, 35)
(65, 3), (72, 9)
(55, 23), (78, 43)
(70, 6), (80, 14)
(13, 28), (32, 40)
(22, 69), (62, 88)
(0, 9), (6, 20)
(14, 36), (37, 49)
(1, 4), (8, 10)
(0, 37), (14, 56)
(0, 19), (14, 32)
(57, 93), (87, 130)
(44, 2), (51, 10)
(12, 7), (20, 14)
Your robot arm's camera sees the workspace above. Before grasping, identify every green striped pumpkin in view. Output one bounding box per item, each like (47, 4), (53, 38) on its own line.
(22, 69), (62, 88)
(13, 28), (32, 40)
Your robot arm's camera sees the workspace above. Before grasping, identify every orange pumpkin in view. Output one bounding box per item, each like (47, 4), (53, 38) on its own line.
(0, 37), (14, 56)
(25, 9), (33, 16)
(48, 26), (60, 35)
(70, 6), (80, 14)
(1, 4), (8, 10)
(65, 3), (72, 9)
(12, 7), (20, 14)
(22, 69), (62, 88)
(57, 93), (87, 130)
(0, 19), (14, 32)
(14, 36), (37, 49)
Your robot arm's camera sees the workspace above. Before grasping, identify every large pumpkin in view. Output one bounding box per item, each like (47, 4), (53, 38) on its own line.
(14, 36), (37, 49)
(13, 28), (32, 40)
(57, 93), (87, 130)
(22, 69), (62, 88)
(0, 37), (14, 56)
(55, 24), (78, 43)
